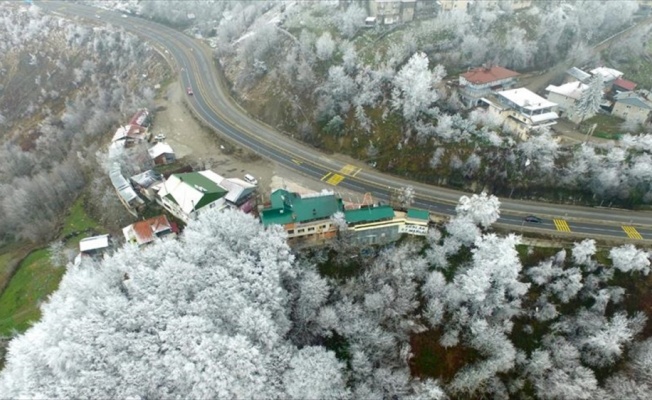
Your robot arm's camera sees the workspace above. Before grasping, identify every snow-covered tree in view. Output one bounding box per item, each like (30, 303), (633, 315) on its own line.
(316, 31), (336, 61)
(455, 191), (501, 229)
(609, 244), (650, 275)
(397, 185), (415, 209)
(0, 210), (347, 398)
(391, 52), (443, 121)
(574, 74), (604, 125)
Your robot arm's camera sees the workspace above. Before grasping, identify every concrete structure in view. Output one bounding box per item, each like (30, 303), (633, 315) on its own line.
(148, 142), (176, 165)
(369, 0), (403, 24)
(122, 215), (177, 246)
(545, 82), (590, 124)
(459, 65), (520, 107)
(157, 170), (253, 223)
(612, 91), (652, 125)
(481, 88), (558, 138)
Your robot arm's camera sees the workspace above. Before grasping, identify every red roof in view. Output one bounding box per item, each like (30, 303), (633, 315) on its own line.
(132, 215), (172, 244)
(129, 109), (149, 127)
(613, 77), (637, 91)
(461, 66), (520, 85)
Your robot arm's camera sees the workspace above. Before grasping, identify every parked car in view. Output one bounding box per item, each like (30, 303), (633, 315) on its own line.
(244, 173), (258, 185)
(524, 215), (543, 223)
(186, 87), (194, 96)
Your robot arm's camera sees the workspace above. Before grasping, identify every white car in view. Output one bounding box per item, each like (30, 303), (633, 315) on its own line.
(244, 174), (258, 186)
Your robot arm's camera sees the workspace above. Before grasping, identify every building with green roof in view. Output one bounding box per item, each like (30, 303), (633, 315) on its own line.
(157, 170), (229, 223)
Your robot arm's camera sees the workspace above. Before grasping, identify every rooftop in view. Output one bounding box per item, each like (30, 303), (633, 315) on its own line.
(79, 234), (110, 253)
(497, 88), (557, 111)
(130, 169), (163, 189)
(407, 208), (430, 221)
(123, 215), (173, 245)
(261, 189), (344, 226)
(613, 77), (637, 91)
(461, 66), (520, 85)
(565, 67), (591, 82)
(590, 66), (623, 82)
(148, 142), (175, 159)
(345, 205), (395, 225)
(614, 91), (652, 110)
(158, 171), (228, 214)
(545, 82), (589, 100)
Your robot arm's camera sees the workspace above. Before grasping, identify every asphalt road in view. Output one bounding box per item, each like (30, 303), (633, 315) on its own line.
(40, 1), (652, 243)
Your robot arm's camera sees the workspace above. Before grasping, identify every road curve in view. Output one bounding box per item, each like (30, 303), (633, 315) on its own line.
(40, 1), (652, 242)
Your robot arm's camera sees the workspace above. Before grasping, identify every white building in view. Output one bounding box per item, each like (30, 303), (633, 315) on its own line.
(481, 88), (558, 138)
(545, 82), (590, 124)
(157, 170), (257, 223)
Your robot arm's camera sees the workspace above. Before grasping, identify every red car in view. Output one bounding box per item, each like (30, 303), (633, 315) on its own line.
(186, 87), (194, 96)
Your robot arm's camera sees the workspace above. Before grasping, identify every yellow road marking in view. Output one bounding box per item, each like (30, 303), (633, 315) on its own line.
(553, 219), (571, 232)
(622, 226), (643, 239)
(291, 159), (302, 165)
(321, 172), (332, 181)
(339, 164), (362, 177)
(326, 174), (345, 186)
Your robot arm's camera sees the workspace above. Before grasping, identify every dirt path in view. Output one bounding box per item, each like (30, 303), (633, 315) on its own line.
(153, 82), (364, 202)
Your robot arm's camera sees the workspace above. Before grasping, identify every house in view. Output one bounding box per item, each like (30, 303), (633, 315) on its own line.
(564, 67), (591, 84)
(545, 82), (591, 124)
(122, 215), (177, 246)
(400, 0), (416, 22)
(260, 189), (345, 244)
(612, 77), (637, 93)
(474, 0), (532, 11)
(79, 234), (111, 257)
(345, 204), (398, 245)
(148, 142), (176, 165)
(480, 88), (558, 138)
(369, 0), (403, 24)
(459, 65), (520, 107)
(157, 170), (257, 223)
(590, 67), (624, 89)
(129, 109), (151, 128)
(612, 91), (652, 125)
(130, 169), (164, 201)
(157, 170), (229, 223)
(415, 0), (437, 18)
(111, 124), (150, 147)
(437, 0), (470, 12)
(109, 163), (144, 215)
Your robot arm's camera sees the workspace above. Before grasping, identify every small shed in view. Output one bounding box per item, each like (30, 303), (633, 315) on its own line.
(79, 234), (111, 256)
(148, 142), (176, 165)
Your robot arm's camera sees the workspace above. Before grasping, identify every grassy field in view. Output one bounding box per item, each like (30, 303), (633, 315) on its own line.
(0, 196), (101, 337)
(579, 114), (627, 139)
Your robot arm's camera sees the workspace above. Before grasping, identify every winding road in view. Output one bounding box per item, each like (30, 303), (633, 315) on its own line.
(40, 1), (652, 243)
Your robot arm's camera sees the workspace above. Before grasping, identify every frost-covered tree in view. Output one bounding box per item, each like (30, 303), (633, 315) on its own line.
(609, 244), (650, 275)
(391, 52), (443, 121)
(397, 185), (415, 209)
(0, 210), (348, 398)
(316, 31), (336, 61)
(574, 74), (604, 125)
(455, 191), (500, 229)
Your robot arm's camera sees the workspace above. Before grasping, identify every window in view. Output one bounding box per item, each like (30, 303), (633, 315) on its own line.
(288, 230), (294, 235)
(307, 227), (315, 232)
(298, 229), (305, 233)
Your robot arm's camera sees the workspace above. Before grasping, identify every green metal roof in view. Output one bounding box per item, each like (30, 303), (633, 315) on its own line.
(174, 172), (224, 194)
(407, 208), (429, 221)
(345, 205), (395, 224)
(261, 189), (344, 226)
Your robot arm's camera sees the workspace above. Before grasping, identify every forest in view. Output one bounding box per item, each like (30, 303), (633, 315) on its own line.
(2, 201), (652, 398)
(1, 1), (652, 398)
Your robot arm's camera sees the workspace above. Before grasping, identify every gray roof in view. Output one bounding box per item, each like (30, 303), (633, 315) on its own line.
(130, 169), (164, 189)
(615, 92), (652, 110)
(110, 163), (141, 203)
(566, 67), (591, 82)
